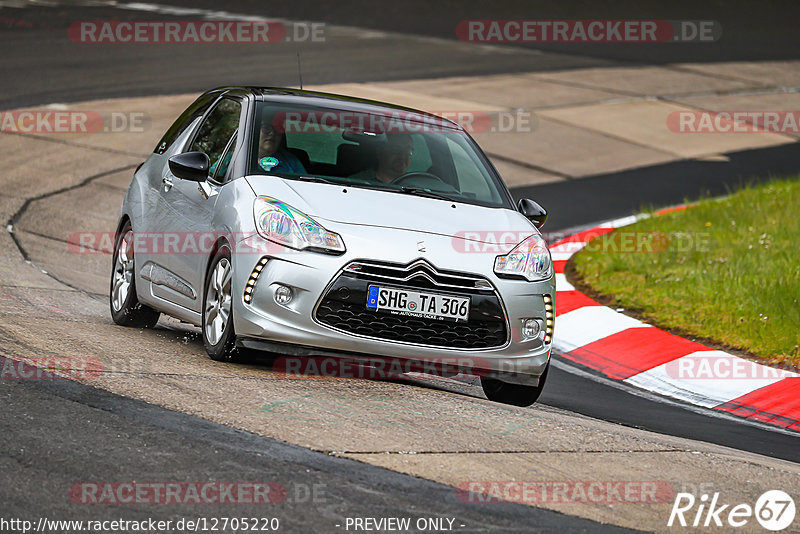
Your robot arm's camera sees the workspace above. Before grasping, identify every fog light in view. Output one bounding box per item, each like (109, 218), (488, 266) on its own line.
(521, 318), (541, 339)
(274, 285), (293, 305)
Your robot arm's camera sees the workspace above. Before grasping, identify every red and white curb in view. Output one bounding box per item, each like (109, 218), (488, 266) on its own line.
(549, 212), (800, 433)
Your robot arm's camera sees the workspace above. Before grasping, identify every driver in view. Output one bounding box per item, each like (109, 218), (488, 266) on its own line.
(349, 133), (413, 184)
(256, 110), (307, 175)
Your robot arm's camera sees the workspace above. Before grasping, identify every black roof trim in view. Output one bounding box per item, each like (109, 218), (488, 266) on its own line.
(204, 86), (462, 131)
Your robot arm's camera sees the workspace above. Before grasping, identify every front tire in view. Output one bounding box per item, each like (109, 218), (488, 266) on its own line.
(110, 222), (160, 328)
(481, 362), (549, 407)
(202, 246), (242, 362)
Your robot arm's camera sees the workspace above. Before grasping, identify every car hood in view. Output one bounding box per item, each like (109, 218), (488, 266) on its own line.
(245, 176), (538, 247)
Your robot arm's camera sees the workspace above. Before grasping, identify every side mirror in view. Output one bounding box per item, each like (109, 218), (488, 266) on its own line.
(517, 198), (547, 228)
(168, 152), (210, 182)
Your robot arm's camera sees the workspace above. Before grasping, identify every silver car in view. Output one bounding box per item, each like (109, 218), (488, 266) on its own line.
(110, 87), (555, 406)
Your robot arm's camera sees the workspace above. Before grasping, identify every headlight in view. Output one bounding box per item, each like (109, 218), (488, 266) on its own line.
(494, 234), (552, 281)
(253, 196), (345, 254)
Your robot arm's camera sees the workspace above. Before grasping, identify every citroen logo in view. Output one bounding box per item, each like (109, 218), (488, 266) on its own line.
(417, 241), (426, 252)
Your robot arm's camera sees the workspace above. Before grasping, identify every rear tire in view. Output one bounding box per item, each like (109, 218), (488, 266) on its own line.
(481, 362), (549, 407)
(109, 221), (160, 328)
(202, 246), (243, 362)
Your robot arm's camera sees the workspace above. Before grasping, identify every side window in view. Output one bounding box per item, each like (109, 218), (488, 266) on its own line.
(190, 98), (242, 175)
(153, 93), (217, 154)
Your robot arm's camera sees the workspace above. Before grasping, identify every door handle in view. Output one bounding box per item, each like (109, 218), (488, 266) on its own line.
(162, 175), (173, 192)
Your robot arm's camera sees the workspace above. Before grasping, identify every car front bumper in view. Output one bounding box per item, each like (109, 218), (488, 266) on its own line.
(231, 228), (555, 386)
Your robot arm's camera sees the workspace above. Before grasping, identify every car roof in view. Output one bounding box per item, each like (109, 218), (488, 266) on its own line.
(211, 86), (463, 132)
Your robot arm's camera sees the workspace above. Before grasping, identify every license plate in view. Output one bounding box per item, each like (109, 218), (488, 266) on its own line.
(366, 286), (470, 322)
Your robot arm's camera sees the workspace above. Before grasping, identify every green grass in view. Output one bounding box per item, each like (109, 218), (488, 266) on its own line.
(570, 176), (800, 367)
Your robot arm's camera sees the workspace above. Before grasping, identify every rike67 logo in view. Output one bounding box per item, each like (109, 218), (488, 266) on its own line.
(668, 490), (796, 531)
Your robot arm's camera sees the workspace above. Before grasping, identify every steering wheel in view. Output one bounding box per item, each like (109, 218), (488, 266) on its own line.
(390, 171), (448, 188)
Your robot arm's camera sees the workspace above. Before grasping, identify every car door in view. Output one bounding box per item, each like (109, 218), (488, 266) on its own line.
(150, 96), (244, 313)
(137, 92), (218, 304)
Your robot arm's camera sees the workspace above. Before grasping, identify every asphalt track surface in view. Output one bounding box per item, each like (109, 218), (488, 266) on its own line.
(1, 1), (799, 531)
(1, 355), (634, 533)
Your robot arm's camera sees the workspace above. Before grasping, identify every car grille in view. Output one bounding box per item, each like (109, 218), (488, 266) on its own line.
(314, 259), (508, 349)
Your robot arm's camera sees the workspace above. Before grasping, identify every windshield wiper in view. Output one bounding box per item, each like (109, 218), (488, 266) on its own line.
(398, 187), (457, 202)
(289, 174), (337, 185)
